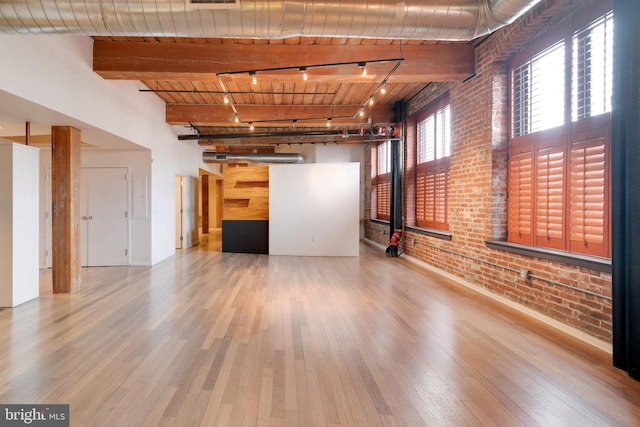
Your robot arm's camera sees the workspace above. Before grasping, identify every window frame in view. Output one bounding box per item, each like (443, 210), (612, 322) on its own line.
(413, 94), (451, 231)
(507, 3), (613, 259)
(371, 140), (391, 221)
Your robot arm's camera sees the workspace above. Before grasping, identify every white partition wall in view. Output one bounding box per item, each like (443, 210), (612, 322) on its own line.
(0, 142), (40, 307)
(269, 163), (360, 256)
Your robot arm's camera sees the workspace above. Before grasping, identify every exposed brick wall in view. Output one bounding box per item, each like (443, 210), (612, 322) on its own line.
(365, 0), (613, 342)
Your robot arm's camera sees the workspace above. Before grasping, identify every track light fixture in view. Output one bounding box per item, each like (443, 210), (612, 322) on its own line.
(203, 56), (405, 129)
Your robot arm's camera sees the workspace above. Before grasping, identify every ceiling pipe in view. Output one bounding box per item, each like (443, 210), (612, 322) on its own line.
(180, 126), (397, 141)
(203, 151), (305, 164)
(0, 0), (542, 41)
(181, 130), (347, 141)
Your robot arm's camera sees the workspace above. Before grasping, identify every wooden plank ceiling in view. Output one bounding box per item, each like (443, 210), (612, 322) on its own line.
(93, 37), (477, 149)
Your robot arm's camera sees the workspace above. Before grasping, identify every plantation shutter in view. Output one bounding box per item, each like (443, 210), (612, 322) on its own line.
(423, 168), (436, 225)
(416, 168), (426, 225)
(414, 97), (451, 230)
(377, 176), (391, 221)
(569, 128), (609, 257)
(434, 165), (448, 228)
(512, 63), (531, 137)
(417, 115), (435, 163)
(572, 11), (614, 121)
(370, 145), (378, 218)
(374, 142), (391, 221)
(507, 9), (612, 257)
(535, 145), (565, 249)
(508, 149), (534, 244)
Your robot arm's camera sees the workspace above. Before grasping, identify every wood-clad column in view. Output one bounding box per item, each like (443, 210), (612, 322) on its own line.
(51, 126), (82, 294)
(202, 174), (209, 234)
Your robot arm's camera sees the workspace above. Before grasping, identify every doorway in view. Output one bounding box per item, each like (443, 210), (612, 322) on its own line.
(44, 166), (129, 267)
(175, 175), (198, 249)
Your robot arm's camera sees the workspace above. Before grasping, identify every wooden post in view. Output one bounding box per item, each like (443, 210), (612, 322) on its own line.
(51, 126), (82, 294)
(202, 174), (209, 234)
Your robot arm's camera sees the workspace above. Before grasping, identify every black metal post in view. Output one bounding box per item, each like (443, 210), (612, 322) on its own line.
(612, 0), (640, 379)
(387, 102), (404, 257)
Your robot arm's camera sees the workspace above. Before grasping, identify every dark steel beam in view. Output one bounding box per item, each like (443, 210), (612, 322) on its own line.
(612, 0), (640, 380)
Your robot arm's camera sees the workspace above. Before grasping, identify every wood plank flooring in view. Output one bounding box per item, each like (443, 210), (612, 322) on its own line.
(1, 241), (640, 426)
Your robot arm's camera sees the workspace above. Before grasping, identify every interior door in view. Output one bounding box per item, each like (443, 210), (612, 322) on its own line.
(81, 167), (129, 266)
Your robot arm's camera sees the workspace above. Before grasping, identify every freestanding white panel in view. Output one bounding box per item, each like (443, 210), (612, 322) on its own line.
(0, 141), (40, 307)
(269, 163), (360, 256)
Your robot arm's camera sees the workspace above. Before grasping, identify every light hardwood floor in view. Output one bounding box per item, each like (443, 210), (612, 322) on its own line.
(1, 240), (640, 426)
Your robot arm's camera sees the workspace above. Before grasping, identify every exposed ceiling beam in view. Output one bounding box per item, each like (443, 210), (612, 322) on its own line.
(94, 42), (475, 83)
(166, 104), (395, 125)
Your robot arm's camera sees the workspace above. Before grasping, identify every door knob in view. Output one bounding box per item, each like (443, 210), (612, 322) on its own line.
(82, 216), (87, 220)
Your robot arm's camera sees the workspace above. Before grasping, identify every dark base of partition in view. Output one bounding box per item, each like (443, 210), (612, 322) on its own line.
(222, 220), (269, 254)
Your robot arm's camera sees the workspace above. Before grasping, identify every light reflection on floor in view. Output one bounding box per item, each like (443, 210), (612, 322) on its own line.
(194, 228), (221, 252)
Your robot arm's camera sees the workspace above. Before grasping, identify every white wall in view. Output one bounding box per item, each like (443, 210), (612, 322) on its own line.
(0, 35), (216, 264)
(315, 145), (366, 238)
(269, 163), (360, 256)
(0, 142), (39, 307)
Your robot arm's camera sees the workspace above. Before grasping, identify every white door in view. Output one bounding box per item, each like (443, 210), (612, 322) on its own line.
(81, 167), (129, 266)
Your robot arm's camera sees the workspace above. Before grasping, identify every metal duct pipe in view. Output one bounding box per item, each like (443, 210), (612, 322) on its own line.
(203, 151), (305, 164)
(0, 0), (541, 40)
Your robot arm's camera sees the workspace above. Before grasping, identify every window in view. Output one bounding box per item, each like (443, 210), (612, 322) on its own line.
(508, 8), (612, 258)
(371, 141), (391, 221)
(415, 98), (451, 230)
(572, 11), (614, 121)
(512, 42), (565, 137)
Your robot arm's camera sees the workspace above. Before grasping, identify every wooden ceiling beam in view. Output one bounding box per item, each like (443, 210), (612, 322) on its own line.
(167, 104), (396, 125)
(94, 41), (475, 83)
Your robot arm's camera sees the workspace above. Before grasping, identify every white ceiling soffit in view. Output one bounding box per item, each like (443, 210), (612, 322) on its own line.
(0, 0), (541, 41)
